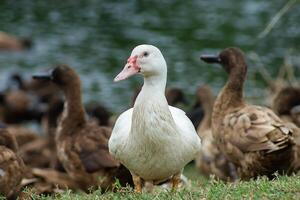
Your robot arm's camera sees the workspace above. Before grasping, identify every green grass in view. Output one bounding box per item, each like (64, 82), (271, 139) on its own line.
(19, 164), (300, 200)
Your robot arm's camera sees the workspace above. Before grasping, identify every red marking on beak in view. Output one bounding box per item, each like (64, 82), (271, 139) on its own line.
(114, 55), (140, 82)
(127, 55), (138, 65)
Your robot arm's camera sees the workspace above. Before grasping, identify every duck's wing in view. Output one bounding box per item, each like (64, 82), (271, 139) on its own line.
(76, 125), (120, 173)
(0, 146), (23, 198)
(223, 105), (294, 153)
(108, 108), (133, 158)
(169, 106), (201, 150)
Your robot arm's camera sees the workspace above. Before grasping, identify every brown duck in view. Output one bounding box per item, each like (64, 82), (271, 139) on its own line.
(165, 87), (187, 107)
(200, 47), (300, 179)
(33, 64), (132, 191)
(255, 53), (298, 107)
(272, 86), (300, 126)
(8, 73), (61, 103)
(0, 90), (44, 124)
(3, 125), (53, 169)
(0, 31), (32, 51)
(0, 125), (24, 199)
(186, 89), (205, 128)
(195, 85), (237, 181)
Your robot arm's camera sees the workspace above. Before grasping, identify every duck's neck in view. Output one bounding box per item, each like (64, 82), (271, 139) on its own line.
(139, 74), (167, 98)
(131, 72), (176, 137)
(134, 73), (167, 109)
(212, 67), (246, 127)
(198, 97), (214, 134)
(57, 83), (86, 137)
(46, 99), (63, 146)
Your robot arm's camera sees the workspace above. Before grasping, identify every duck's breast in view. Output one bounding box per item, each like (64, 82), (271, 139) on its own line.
(109, 105), (201, 181)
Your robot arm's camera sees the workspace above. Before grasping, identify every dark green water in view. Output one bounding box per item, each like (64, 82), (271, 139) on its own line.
(0, 0), (299, 112)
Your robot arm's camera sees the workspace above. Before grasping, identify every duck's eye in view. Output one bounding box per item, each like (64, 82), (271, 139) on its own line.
(143, 52), (149, 57)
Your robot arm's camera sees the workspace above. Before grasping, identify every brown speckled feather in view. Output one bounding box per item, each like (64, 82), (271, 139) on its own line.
(75, 124), (120, 172)
(0, 129), (24, 199)
(19, 138), (52, 168)
(222, 106), (292, 153)
(57, 123), (123, 190)
(4, 126), (54, 169)
(216, 104), (297, 179)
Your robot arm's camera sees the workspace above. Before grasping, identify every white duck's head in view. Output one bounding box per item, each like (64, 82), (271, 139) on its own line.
(114, 44), (167, 82)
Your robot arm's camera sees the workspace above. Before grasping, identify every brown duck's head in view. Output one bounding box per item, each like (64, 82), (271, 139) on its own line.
(0, 124), (18, 152)
(166, 88), (187, 106)
(86, 104), (111, 126)
(32, 64), (80, 89)
(200, 47), (247, 75)
(273, 87), (300, 115)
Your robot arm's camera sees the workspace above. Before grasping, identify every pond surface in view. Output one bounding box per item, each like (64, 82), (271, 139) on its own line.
(0, 0), (299, 112)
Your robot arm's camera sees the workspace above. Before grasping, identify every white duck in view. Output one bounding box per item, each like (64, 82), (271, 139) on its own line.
(109, 44), (201, 192)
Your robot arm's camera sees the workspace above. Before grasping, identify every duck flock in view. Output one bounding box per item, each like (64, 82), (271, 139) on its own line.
(1, 33), (300, 199)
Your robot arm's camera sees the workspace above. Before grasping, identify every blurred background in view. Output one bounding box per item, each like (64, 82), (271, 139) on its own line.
(0, 0), (299, 113)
